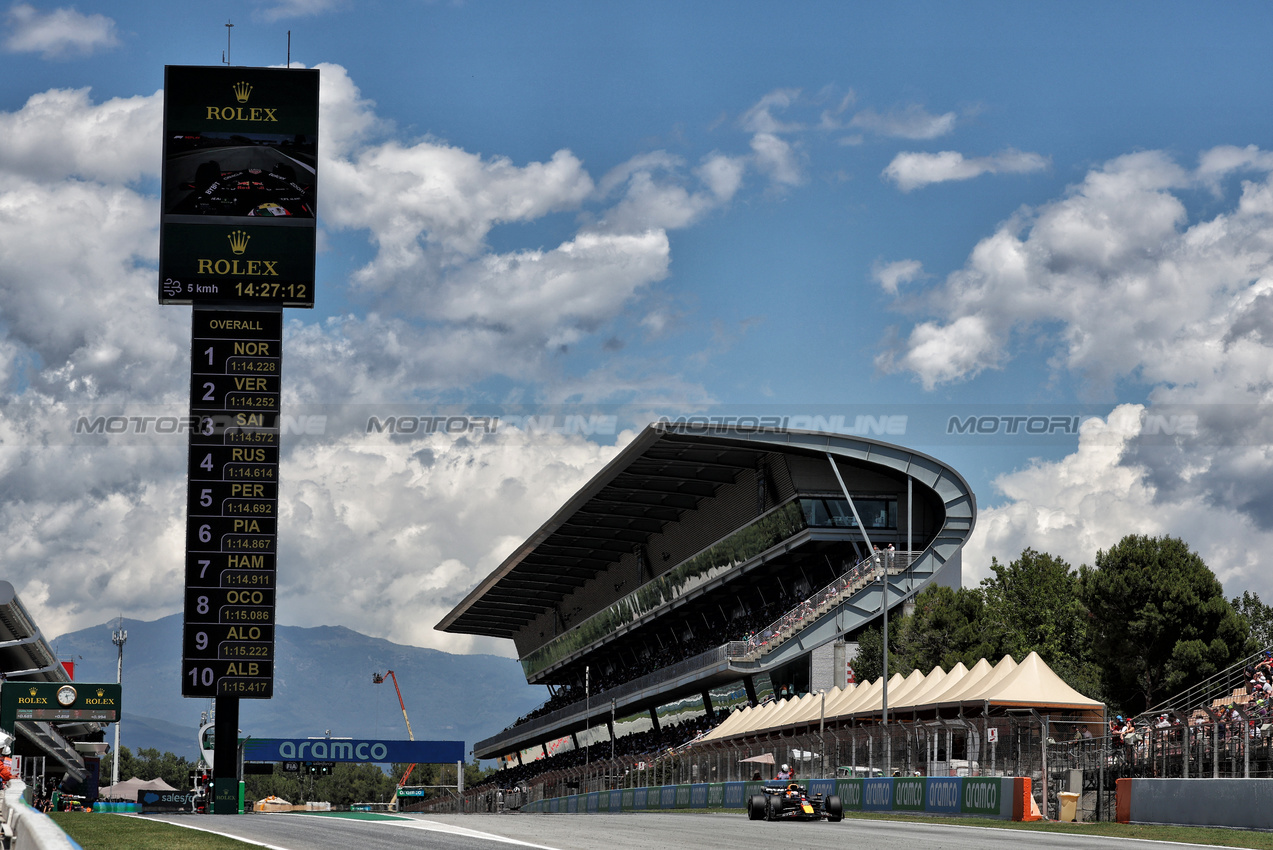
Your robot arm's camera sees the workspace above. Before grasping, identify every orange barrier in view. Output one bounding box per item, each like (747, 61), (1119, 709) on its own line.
(1010, 777), (1042, 821)
(1115, 778), (1130, 823)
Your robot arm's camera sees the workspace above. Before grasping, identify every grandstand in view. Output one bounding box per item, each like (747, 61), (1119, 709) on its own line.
(436, 422), (976, 776)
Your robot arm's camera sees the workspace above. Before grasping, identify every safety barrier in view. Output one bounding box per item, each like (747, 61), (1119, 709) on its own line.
(521, 776), (1033, 820)
(0, 781), (80, 850)
(1116, 778), (1273, 830)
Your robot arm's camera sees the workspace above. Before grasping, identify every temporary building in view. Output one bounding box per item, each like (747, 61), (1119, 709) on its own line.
(697, 652), (1102, 742)
(98, 776), (180, 801)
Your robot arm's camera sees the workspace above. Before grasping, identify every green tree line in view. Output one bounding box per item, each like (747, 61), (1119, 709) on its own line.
(852, 534), (1270, 716)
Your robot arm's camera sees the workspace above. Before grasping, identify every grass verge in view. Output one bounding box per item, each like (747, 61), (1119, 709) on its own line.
(659, 808), (1273, 848)
(49, 813), (262, 850)
(49, 808), (1273, 849)
(837, 811), (1273, 848)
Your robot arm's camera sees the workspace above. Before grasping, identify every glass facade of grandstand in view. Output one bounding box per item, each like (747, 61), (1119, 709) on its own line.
(521, 496), (898, 678)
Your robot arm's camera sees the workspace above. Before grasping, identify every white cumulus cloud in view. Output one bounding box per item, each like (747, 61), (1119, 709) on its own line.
(4, 3), (118, 58)
(872, 258), (925, 294)
(963, 405), (1269, 595)
(883, 149), (1048, 192)
(890, 147), (1273, 604)
(850, 104), (956, 140)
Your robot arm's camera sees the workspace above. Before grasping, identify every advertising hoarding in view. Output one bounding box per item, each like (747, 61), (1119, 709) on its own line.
(159, 65), (318, 308)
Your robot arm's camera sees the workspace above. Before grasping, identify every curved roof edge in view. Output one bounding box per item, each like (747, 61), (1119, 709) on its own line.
(437, 422), (977, 636)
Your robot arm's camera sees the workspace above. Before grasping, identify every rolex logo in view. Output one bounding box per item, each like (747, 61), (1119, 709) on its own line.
(233, 81), (253, 103)
(28, 687), (36, 696)
(228, 230), (250, 254)
(96, 688), (105, 697)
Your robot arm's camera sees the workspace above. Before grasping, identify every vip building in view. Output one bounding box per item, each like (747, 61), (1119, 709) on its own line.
(438, 422), (976, 766)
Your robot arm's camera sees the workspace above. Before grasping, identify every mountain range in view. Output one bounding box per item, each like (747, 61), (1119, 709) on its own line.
(48, 613), (547, 762)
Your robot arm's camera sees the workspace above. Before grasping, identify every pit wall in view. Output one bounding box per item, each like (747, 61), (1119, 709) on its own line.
(1117, 779), (1273, 830)
(521, 776), (1033, 820)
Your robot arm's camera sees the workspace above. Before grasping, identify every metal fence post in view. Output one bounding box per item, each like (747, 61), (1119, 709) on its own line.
(1213, 718), (1219, 778)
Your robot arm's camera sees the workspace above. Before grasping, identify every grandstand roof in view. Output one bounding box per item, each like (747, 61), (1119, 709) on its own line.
(438, 422), (971, 640)
(698, 652), (1102, 741)
(0, 581), (99, 780)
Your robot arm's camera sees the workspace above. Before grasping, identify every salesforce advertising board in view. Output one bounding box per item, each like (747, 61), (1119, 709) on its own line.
(243, 738), (464, 764)
(159, 65), (319, 308)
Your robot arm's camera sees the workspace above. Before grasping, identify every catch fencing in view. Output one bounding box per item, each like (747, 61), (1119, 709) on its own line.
(436, 713), (1112, 820)
(440, 706), (1273, 819)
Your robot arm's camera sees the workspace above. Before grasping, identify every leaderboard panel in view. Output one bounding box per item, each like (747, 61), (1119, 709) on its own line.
(182, 308), (281, 698)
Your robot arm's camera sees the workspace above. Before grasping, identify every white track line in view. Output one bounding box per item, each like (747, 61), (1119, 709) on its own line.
(385, 817), (565, 849)
(127, 812), (564, 850)
(122, 814), (292, 850)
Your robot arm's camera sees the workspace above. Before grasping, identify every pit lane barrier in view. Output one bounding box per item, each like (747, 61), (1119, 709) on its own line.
(0, 781), (79, 850)
(1116, 778), (1273, 830)
(520, 776), (1036, 820)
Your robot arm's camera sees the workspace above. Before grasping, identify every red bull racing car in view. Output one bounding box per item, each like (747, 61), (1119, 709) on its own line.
(746, 782), (843, 822)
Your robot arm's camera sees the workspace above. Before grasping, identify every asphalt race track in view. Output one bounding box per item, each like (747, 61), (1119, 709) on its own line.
(146, 811), (1214, 850)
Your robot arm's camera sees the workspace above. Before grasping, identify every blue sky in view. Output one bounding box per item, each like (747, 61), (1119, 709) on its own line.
(3, 1), (1273, 653)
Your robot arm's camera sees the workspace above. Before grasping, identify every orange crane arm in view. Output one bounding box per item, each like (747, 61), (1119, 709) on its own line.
(373, 670), (416, 790)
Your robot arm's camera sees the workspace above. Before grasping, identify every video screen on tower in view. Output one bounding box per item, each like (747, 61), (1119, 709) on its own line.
(158, 65), (318, 308)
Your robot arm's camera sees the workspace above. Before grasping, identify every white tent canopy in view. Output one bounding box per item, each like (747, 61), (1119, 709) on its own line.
(99, 776), (179, 800)
(700, 652), (1102, 743)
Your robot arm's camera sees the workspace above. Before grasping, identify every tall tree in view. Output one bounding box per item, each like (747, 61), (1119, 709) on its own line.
(1233, 590), (1273, 653)
(851, 623), (887, 683)
(893, 584), (991, 674)
(1081, 534), (1248, 714)
(101, 746), (195, 791)
(979, 549), (1103, 699)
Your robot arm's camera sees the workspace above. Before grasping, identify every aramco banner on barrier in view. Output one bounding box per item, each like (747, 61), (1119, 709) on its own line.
(243, 738), (463, 764)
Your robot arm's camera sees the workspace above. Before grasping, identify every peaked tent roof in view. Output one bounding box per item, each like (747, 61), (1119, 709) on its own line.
(99, 776), (179, 800)
(697, 653), (1101, 744)
(960, 651), (1101, 710)
(929, 656), (1017, 707)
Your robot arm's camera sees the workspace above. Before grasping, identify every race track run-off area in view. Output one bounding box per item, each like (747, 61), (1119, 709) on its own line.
(147, 812), (1209, 850)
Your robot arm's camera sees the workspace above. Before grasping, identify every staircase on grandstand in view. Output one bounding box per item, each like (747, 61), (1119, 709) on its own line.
(1139, 646), (1273, 725)
(474, 548), (935, 756)
(729, 550), (916, 663)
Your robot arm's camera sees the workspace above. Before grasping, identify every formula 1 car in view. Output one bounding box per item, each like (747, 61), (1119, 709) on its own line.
(746, 782), (843, 822)
(172, 159), (315, 218)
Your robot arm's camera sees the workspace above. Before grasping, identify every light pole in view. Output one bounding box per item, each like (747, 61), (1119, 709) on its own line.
(585, 666), (590, 770)
(111, 621), (127, 788)
(880, 561), (890, 777)
(819, 689), (826, 778)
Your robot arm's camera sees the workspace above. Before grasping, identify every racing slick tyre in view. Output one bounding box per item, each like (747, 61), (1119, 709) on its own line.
(766, 794), (783, 821)
(747, 795), (766, 820)
(826, 794), (844, 822)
